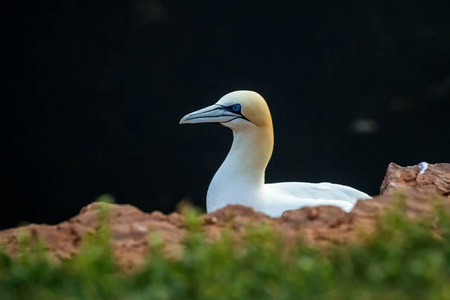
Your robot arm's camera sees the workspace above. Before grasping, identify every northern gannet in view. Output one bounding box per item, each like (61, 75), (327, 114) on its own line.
(180, 90), (371, 217)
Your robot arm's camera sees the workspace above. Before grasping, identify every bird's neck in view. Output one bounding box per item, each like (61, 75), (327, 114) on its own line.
(216, 126), (274, 188)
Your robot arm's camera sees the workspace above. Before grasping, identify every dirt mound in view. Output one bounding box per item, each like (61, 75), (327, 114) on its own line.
(1, 162), (449, 271)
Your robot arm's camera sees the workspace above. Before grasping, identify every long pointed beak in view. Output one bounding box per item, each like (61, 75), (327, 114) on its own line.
(179, 104), (239, 124)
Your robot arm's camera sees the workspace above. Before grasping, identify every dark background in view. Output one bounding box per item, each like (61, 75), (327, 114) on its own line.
(3, 0), (449, 229)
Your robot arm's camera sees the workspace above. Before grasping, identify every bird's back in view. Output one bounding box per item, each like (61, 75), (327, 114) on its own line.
(262, 182), (371, 216)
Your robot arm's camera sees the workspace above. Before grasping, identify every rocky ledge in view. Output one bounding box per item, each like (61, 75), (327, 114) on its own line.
(1, 162), (449, 271)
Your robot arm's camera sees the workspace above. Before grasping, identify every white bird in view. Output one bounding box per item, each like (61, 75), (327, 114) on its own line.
(180, 90), (371, 217)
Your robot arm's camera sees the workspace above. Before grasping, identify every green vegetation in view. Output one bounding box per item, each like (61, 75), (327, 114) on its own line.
(1, 200), (449, 300)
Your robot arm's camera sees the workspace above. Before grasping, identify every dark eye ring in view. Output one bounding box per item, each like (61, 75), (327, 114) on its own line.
(231, 104), (241, 112)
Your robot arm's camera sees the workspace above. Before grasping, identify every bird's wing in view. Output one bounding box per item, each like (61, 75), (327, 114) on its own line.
(265, 182), (371, 205)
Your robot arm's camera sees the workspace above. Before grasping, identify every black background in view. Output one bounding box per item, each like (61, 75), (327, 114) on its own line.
(3, 0), (449, 229)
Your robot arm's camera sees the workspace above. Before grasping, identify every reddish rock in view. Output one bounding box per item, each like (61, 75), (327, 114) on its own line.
(1, 162), (449, 271)
(0, 202), (187, 271)
(380, 162), (450, 196)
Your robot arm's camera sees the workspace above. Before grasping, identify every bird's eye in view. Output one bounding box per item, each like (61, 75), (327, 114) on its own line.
(231, 104), (241, 112)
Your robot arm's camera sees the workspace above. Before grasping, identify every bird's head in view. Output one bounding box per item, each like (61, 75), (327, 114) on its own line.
(179, 90), (272, 131)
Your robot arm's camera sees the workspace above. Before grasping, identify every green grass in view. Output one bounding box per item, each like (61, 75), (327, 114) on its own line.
(0, 198), (449, 300)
